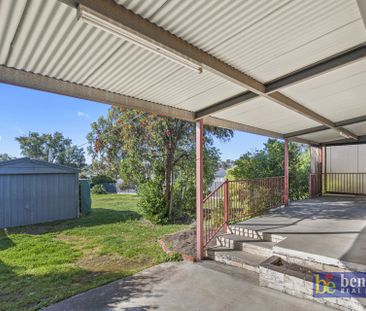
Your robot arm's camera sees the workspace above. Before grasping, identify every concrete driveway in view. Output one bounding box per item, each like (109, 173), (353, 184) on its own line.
(44, 261), (333, 311)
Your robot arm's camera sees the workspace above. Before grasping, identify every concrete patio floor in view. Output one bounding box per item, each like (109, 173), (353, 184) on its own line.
(44, 261), (333, 311)
(236, 195), (366, 269)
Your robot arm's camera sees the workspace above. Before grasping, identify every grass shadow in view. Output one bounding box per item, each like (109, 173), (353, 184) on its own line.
(0, 257), (129, 311)
(0, 230), (15, 250)
(8, 208), (142, 235)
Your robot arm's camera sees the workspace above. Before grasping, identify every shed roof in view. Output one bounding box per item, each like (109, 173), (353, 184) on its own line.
(0, 158), (80, 175)
(0, 0), (365, 145)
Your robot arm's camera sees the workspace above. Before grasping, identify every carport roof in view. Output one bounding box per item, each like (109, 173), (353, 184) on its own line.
(1, 0), (366, 145)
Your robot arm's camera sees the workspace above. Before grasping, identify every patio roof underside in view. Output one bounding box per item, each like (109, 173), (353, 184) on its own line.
(1, 0), (366, 145)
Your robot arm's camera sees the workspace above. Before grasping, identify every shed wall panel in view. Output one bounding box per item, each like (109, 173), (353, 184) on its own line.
(0, 173), (78, 229)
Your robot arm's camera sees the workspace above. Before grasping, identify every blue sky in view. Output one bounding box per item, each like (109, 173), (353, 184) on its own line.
(0, 83), (268, 163)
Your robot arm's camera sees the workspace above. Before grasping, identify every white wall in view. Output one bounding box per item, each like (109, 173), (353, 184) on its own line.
(325, 144), (366, 173)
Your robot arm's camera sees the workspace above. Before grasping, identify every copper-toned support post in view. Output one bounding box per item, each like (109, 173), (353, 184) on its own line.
(224, 179), (229, 233)
(319, 145), (323, 195)
(196, 119), (204, 261)
(284, 139), (289, 205)
(308, 174), (312, 198)
(324, 145), (327, 193)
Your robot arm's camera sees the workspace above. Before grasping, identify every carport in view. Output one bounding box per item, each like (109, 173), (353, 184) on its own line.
(1, 0), (366, 261)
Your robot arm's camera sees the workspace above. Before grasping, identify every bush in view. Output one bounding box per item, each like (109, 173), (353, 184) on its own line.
(138, 181), (168, 224)
(90, 174), (115, 187)
(91, 184), (107, 195)
(164, 252), (183, 262)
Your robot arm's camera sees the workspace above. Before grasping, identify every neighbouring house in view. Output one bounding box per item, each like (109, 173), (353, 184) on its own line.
(0, 158), (80, 229)
(115, 178), (137, 194)
(209, 168), (227, 191)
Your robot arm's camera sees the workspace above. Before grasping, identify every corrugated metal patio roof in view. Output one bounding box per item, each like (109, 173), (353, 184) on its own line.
(0, 0), (366, 145)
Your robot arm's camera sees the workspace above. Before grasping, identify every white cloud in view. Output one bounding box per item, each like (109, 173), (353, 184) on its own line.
(77, 111), (91, 119)
(0, 136), (2, 141)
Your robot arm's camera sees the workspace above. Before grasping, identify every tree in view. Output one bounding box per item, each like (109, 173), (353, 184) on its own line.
(88, 107), (233, 223)
(16, 132), (86, 168)
(86, 109), (125, 177)
(220, 159), (234, 170)
(0, 153), (14, 162)
(228, 139), (310, 200)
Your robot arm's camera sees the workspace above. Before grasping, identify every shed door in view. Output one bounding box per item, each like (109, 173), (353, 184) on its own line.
(0, 174), (78, 229)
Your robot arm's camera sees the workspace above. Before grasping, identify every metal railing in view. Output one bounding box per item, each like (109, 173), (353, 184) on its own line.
(324, 173), (366, 195)
(203, 176), (285, 247)
(309, 173), (322, 198)
(203, 181), (227, 248)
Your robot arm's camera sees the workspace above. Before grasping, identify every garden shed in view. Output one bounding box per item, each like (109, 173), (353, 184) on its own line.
(0, 158), (80, 229)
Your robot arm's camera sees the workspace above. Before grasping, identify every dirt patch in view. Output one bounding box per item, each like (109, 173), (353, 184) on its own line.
(160, 229), (196, 260)
(55, 234), (86, 243)
(77, 253), (142, 273)
(54, 234), (92, 252)
(55, 234), (147, 273)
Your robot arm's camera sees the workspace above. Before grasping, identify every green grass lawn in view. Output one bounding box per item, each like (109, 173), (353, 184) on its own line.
(0, 194), (187, 311)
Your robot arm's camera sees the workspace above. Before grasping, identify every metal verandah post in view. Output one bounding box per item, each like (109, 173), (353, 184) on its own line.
(324, 145), (327, 194)
(319, 145), (323, 196)
(224, 179), (229, 233)
(196, 119), (204, 261)
(284, 139), (289, 205)
(308, 172), (312, 198)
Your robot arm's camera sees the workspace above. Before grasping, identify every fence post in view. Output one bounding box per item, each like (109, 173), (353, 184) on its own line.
(224, 179), (229, 233)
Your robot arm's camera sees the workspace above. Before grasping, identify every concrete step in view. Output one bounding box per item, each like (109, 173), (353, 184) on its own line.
(229, 225), (263, 240)
(229, 224), (285, 243)
(259, 256), (366, 311)
(217, 234), (276, 257)
(206, 247), (267, 273)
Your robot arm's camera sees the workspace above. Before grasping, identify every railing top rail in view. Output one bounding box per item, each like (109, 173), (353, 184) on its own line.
(203, 180), (226, 203)
(227, 176), (284, 183)
(323, 172), (366, 174)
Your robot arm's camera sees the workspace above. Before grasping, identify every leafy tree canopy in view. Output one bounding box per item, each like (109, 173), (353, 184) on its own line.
(87, 107), (233, 223)
(16, 131), (86, 168)
(228, 139), (310, 200)
(0, 153), (15, 162)
(90, 174), (116, 187)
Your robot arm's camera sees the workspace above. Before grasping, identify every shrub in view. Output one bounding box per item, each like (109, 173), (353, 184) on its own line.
(164, 252), (183, 262)
(138, 181), (168, 224)
(91, 184), (107, 195)
(90, 174), (115, 187)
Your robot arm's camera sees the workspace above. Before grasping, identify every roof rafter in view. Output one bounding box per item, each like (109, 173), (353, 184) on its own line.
(1, 65), (316, 144)
(322, 135), (366, 146)
(194, 45), (366, 133)
(285, 115), (366, 138)
(195, 91), (258, 119)
(72, 0), (357, 141)
(267, 92), (357, 140)
(265, 44), (366, 93)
